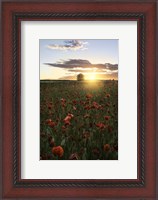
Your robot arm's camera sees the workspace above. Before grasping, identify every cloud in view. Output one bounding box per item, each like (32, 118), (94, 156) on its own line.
(47, 40), (88, 51)
(68, 69), (118, 73)
(105, 63), (118, 71)
(44, 59), (118, 72)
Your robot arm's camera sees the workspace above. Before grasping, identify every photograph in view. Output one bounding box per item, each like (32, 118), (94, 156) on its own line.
(40, 39), (118, 160)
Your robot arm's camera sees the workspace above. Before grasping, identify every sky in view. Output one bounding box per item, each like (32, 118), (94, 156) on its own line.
(40, 39), (118, 80)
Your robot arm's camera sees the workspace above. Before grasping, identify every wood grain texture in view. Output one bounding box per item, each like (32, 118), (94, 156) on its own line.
(1, 1), (157, 199)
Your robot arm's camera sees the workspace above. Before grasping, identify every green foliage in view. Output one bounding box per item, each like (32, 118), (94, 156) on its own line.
(40, 80), (118, 160)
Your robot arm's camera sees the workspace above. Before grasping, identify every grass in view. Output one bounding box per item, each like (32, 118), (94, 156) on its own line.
(40, 80), (118, 160)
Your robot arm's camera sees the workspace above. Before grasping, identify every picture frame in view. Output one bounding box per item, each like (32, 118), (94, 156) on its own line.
(1, 0), (157, 199)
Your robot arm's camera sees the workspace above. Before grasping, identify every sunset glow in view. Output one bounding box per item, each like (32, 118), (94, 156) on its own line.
(86, 73), (96, 81)
(40, 39), (118, 80)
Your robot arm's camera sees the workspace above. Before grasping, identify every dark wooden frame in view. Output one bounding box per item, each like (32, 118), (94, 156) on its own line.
(1, 0), (157, 199)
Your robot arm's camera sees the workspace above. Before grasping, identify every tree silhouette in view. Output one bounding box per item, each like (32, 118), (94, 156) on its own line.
(77, 73), (84, 81)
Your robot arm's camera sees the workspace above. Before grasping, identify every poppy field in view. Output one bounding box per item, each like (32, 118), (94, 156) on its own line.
(40, 80), (118, 160)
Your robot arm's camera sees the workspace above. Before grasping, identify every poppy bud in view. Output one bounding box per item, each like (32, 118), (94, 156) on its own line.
(104, 144), (110, 152)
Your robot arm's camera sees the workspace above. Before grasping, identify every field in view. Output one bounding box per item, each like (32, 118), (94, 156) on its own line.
(40, 80), (118, 160)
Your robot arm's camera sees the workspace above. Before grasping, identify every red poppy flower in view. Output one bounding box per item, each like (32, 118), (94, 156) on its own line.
(46, 101), (53, 108)
(62, 125), (66, 130)
(96, 122), (105, 129)
(52, 146), (64, 157)
(72, 100), (77, 104)
(64, 120), (71, 126)
(104, 116), (110, 120)
(63, 113), (74, 125)
(91, 101), (98, 108)
(60, 98), (66, 103)
(64, 115), (71, 122)
(68, 113), (74, 118)
(48, 105), (52, 109)
(45, 119), (52, 124)
(48, 121), (56, 128)
(86, 93), (93, 99)
(84, 105), (91, 110)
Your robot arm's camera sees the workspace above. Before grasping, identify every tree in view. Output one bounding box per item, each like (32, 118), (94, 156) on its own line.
(77, 73), (84, 81)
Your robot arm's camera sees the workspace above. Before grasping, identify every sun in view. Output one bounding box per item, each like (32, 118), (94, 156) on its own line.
(87, 73), (96, 81)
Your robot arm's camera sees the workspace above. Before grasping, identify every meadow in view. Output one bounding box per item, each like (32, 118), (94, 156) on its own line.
(40, 80), (118, 160)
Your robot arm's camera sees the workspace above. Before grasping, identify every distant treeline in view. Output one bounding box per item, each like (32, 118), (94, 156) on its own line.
(40, 79), (118, 82)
